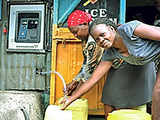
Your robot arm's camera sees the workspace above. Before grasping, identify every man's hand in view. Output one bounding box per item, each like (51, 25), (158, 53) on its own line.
(64, 80), (84, 96)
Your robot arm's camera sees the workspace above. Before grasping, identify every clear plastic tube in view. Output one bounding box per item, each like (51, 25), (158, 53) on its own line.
(39, 70), (67, 99)
(53, 71), (67, 92)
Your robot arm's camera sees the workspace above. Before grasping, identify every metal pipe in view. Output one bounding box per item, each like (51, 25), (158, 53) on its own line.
(119, 0), (126, 24)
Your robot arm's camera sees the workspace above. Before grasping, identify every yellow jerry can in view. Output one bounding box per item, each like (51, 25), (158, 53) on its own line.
(44, 98), (88, 120)
(107, 109), (151, 120)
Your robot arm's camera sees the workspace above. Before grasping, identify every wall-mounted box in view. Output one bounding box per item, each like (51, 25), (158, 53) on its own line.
(7, 3), (46, 53)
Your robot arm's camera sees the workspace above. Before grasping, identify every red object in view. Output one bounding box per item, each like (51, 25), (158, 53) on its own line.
(67, 10), (92, 27)
(3, 27), (7, 34)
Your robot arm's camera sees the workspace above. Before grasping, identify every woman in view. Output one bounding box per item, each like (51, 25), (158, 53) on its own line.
(87, 18), (160, 120)
(64, 13), (157, 119)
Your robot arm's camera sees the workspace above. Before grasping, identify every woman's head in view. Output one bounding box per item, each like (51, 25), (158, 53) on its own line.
(67, 10), (92, 41)
(89, 18), (117, 49)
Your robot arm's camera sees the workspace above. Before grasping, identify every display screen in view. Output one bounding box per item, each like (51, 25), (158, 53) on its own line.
(16, 12), (40, 43)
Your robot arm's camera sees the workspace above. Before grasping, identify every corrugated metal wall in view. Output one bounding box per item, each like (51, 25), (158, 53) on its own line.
(0, 22), (49, 90)
(0, 0), (51, 90)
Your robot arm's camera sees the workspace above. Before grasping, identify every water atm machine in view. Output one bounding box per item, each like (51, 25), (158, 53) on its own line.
(7, 3), (47, 53)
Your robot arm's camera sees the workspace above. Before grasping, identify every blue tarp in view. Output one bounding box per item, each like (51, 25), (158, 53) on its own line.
(53, 0), (81, 25)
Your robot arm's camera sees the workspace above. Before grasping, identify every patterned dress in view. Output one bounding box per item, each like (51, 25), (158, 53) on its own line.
(73, 35), (104, 82)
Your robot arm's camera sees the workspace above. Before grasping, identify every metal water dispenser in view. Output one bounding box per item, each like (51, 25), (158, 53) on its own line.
(7, 3), (46, 52)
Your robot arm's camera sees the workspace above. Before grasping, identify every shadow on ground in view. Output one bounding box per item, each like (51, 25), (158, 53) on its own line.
(88, 115), (105, 120)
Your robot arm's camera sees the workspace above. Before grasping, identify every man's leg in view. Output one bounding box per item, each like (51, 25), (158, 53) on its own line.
(152, 65), (160, 120)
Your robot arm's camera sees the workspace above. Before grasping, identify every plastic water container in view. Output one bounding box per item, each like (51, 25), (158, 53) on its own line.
(44, 105), (72, 120)
(107, 109), (151, 120)
(44, 98), (88, 120)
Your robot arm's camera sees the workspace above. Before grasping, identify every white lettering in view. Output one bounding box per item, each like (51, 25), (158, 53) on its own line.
(99, 9), (107, 17)
(109, 18), (118, 24)
(90, 9), (98, 17)
(85, 8), (118, 24)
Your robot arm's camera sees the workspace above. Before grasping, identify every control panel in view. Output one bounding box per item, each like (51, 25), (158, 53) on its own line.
(8, 4), (45, 52)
